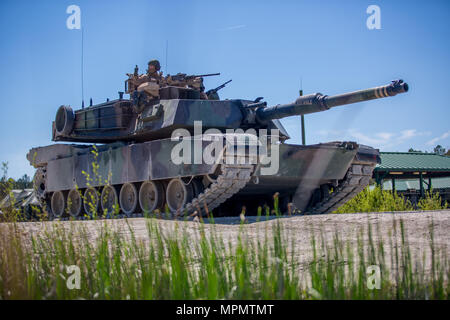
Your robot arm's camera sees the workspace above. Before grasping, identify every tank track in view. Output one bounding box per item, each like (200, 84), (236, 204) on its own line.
(307, 160), (375, 215)
(183, 163), (254, 216)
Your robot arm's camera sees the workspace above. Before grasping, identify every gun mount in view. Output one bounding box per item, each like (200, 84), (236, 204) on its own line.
(169, 72), (220, 82)
(206, 79), (232, 100)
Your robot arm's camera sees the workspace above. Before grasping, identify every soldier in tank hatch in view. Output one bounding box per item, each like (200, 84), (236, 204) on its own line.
(126, 59), (216, 102)
(135, 59), (165, 101)
(146, 59), (163, 81)
(126, 59), (165, 94)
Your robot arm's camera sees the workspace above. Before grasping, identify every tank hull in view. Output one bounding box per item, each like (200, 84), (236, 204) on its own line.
(28, 137), (379, 217)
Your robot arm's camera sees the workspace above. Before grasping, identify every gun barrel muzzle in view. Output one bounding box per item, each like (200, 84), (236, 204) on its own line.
(324, 79), (409, 108)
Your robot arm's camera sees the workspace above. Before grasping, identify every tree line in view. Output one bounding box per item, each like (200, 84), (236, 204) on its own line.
(1, 162), (33, 199)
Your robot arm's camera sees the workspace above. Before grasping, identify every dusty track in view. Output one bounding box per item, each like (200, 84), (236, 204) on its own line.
(1, 210), (448, 283)
(9, 210), (450, 261)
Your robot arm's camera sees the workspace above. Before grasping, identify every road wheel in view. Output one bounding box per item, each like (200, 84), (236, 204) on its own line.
(51, 191), (66, 218)
(139, 181), (165, 214)
(120, 183), (138, 216)
(67, 189), (83, 217)
(83, 187), (99, 217)
(33, 168), (47, 200)
(101, 185), (119, 216)
(166, 179), (194, 213)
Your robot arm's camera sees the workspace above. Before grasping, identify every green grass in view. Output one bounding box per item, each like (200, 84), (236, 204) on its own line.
(0, 216), (448, 300)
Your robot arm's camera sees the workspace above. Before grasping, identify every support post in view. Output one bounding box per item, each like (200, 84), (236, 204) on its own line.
(299, 89), (306, 145)
(392, 178), (396, 193)
(428, 176), (432, 191)
(301, 115), (306, 145)
(375, 172), (380, 186)
(419, 172), (424, 198)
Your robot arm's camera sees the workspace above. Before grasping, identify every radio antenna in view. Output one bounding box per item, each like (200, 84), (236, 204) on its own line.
(81, 27), (85, 108)
(165, 40), (168, 73)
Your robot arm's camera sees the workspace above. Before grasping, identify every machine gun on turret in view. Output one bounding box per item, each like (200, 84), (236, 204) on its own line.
(169, 72), (220, 82)
(206, 79), (232, 100)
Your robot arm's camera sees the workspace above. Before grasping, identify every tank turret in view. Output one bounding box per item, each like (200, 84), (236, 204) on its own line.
(52, 79), (408, 144)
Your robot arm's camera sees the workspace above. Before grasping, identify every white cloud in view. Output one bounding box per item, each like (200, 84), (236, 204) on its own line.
(377, 132), (395, 140)
(426, 130), (450, 146)
(218, 24), (247, 31)
(399, 129), (418, 140)
(349, 130), (388, 146)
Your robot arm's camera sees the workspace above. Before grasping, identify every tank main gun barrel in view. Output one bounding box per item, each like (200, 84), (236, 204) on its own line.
(255, 79), (409, 123)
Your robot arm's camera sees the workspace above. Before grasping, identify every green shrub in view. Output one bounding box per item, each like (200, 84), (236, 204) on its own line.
(418, 190), (448, 211)
(335, 185), (414, 213)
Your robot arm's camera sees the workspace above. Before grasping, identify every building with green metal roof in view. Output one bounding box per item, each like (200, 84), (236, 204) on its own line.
(375, 152), (450, 176)
(373, 152), (450, 202)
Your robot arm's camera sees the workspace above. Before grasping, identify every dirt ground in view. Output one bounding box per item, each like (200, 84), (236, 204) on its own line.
(9, 210), (450, 271)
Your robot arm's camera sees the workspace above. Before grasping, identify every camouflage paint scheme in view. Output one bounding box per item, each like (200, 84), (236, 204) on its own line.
(29, 138), (360, 194)
(28, 77), (408, 216)
(52, 97), (285, 143)
(32, 139), (220, 192)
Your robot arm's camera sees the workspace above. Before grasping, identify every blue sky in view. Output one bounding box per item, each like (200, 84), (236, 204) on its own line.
(0, 0), (449, 179)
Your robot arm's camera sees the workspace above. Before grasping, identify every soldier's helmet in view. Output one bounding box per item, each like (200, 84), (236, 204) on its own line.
(148, 60), (161, 71)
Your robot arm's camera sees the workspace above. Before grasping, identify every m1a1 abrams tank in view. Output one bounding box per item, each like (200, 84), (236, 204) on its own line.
(27, 72), (408, 219)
